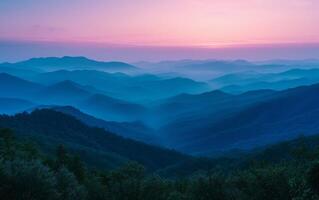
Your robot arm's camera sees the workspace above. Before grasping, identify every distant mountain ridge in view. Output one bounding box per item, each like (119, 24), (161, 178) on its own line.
(210, 68), (319, 93)
(0, 73), (149, 122)
(32, 70), (210, 103)
(0, 56), (138, 73)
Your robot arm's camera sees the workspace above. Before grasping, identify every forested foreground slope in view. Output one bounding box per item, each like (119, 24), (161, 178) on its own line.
(2, 110), (319, 199)
(0, 109), (188, 170)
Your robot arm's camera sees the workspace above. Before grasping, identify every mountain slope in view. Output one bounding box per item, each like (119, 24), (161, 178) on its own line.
(160, 83), (319, 155)
(0, 109), (188, 170)
(0, 63), (40, 79)
(155, 89), (276, 128)
(0, 73), (43, 98)
(0, 72), (149, 123)
(77, 94), (148, 122)
(34, 80), (92, 105)
(46, 106), (157, 144)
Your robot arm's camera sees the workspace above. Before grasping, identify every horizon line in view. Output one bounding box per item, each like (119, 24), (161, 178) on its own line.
(1, 37), (319, 49)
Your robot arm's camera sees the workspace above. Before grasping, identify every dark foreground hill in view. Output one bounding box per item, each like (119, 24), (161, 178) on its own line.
(2, 126), (319, 199)
(44, 105), (157, 144)
(0, 109), (188, 170)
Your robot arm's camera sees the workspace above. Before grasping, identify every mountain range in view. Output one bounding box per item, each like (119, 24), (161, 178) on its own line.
(1, 57), (319, 159)
(31, 69), (210, 103)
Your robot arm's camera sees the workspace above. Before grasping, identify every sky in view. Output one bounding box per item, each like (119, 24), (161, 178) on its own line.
(1, 0), (319, 62)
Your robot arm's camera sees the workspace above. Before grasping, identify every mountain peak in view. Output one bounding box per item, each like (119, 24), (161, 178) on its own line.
(26, 56), (92, 62)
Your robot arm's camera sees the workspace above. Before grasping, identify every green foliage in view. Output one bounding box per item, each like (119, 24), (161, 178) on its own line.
(0, 128), (16, 160)
(190, 172), (229, 200)
(1, 128), (319, 200)
(54, 144), (87, 182)
(230, 166), (292, 200)
(56, 167), (87, 200)
(308, 162), (319, 196)
(0, 159), (59, 200)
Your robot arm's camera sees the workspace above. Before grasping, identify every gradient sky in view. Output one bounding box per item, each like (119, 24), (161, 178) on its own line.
(1, 0), (319, 61)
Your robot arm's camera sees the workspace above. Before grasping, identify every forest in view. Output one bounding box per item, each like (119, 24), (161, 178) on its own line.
(1, 125), (319, 200)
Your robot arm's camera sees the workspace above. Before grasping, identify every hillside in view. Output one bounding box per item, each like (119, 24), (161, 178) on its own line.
(156, 89), (276, 128)
(0, 73), (43, 99)
(0, 109), (188, 170)
(34, 80), (92, 105)
(77, 94), (148, 122)
(159, 83), (319, 155)
(0, 73), (150, 123)
(47, 106), (157, 144)
(2, 123), (319, 199)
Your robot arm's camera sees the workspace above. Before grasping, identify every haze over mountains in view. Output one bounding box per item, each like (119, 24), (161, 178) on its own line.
(211, 68), (319, 93)
(1, 56), (319, 158)
(136, 59), (319, 80)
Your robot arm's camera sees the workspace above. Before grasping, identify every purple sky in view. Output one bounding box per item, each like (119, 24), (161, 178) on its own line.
(1, 0), (319, 62)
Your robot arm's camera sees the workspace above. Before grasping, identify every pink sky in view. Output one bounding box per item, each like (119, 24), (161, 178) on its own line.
(1, 0), (319, 46)
(1, 0), (319, 62)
